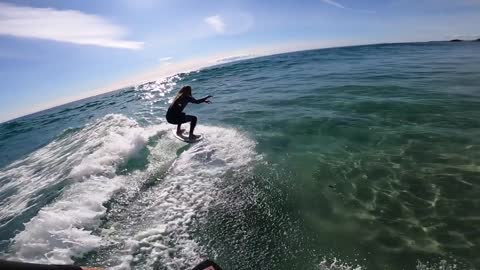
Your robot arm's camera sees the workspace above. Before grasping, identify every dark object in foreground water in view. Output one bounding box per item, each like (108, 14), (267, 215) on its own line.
(0, 259), (222, 270)
(192, 260), (223, 270)
(0, 260), (83, 270)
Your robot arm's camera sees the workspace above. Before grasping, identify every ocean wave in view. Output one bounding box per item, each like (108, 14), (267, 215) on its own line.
(2, 114), (167, 263)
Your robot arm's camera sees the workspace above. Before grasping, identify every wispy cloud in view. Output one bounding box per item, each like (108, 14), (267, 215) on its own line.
(322, 0), (346, 9)
(205, 15), (226, 33)
(321, 0), (374, 13)
(216, 54), (255, 64)
(0, 3), (143, 49)
(158, 56), (173, 62)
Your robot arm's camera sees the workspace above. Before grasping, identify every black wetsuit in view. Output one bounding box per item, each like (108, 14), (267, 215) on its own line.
(166, 95), (208, 124)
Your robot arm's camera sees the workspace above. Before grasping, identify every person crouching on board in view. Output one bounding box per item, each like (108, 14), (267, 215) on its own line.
(166, 86), (212, 140)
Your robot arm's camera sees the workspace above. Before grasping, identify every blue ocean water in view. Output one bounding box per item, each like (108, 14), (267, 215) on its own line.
(0, 42), (479, 270)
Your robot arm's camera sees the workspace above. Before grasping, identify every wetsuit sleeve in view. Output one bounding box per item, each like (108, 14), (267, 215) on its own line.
(0, 260), (83, 270)
(187, 96), (208, 104)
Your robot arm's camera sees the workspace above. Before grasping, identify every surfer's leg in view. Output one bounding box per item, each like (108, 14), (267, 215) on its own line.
(185, 115), (198, 139)
(176, 124), (182, 135)
(175, 113), (188, 135)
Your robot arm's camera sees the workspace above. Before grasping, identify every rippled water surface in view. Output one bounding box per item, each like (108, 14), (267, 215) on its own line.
(1, 42), (479, 270)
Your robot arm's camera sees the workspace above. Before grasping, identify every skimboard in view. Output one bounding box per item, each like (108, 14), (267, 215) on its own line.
(172, 129), (202, 143)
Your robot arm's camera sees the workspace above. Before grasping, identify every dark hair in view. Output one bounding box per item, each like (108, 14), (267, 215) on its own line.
(173, 86), (192, 103)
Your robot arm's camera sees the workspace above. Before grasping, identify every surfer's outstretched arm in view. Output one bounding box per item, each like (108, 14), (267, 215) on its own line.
(188, 95), (212, 104)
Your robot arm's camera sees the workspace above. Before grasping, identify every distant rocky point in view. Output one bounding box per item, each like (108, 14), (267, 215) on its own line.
(448, 38), (480, 42)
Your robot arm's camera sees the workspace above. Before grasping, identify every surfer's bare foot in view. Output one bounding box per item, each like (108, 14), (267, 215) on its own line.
(189, 134), (200, 140)
(176, 129), (185, 136)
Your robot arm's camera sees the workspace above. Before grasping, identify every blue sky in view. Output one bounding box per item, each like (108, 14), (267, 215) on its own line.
(1, 0), (480, 122)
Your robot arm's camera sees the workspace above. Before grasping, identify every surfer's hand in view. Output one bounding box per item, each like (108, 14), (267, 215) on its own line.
(205, 99), (212, 104)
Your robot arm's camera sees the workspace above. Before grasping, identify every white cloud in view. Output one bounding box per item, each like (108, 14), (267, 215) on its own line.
(321, 0), (374, 13)
(205, 15), (226, 33)
(322, 0), (346, 9)
(158, 56), (173, 62)
(0, 2), (143, 49)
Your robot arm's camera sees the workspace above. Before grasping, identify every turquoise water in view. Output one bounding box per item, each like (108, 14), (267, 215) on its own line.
(0, 42), (479, 270)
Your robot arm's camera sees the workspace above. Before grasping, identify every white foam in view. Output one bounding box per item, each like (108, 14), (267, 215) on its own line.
(0, 115), (130, 223)
(111, 125), (258, 270)
(416, 260), (459, 270)
(5, 114), (169, 264)
(2, 117), (259, 267)
(318, 258), (363, 270)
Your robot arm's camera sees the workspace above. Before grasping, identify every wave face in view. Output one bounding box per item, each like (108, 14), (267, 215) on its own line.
(1, 43), (480, 269)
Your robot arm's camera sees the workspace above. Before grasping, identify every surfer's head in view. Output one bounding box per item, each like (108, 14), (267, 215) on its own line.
(179, 85), (192, 96)
(173, 86), (192, 103)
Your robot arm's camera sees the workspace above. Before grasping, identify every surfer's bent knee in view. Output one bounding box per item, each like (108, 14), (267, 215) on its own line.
(185, 115), (197, 124)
